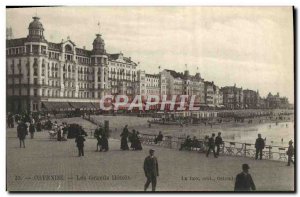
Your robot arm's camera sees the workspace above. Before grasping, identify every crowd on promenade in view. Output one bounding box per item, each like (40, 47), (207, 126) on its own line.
(7, 110), (295, 192)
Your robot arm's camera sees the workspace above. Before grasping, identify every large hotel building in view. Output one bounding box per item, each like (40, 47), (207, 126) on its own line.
(6, 16), (139, 113)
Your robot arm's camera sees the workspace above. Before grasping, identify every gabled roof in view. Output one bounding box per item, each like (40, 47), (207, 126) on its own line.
(62, 39), (76, 46)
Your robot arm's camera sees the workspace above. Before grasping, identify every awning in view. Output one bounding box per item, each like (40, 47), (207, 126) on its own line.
(193, 103), (208, 107)
(207, 104), (215, 107)
(69, 102), (97, 110)
(42, 102), (73, 111)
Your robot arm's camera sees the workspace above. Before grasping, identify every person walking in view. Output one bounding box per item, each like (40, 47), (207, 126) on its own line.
(94, 124), (103, 151)
(286, 140), (294, 166)
(29, 122), (35, 139)
(206, 133), (217, 158)
(255, 134), (265, 160)
(17, 120), (28, 148)
(154, 131), (163, 144)
(144, 149), (159, 192)
(75, 132), (86, 157)
(215, 132), (223, 156)
(100, 127), (109, 152)
(234, 164), (256, 191)
(131, 129), (137, 150)
(120, 125), (129, 150)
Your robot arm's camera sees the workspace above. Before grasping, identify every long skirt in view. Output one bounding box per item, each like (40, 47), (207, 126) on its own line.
(121, 137), (129, 150)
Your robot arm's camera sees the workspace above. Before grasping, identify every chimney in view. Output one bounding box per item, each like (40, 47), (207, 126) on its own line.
(83, 46), (86, 50)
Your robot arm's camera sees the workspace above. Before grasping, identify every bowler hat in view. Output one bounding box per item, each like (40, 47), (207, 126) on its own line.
(242, 164), (250, 170)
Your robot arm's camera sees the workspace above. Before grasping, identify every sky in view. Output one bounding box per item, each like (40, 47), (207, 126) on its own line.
(6, 6), (294, 102)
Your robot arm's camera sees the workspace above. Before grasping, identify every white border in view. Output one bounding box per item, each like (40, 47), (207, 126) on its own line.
(1, 1), (298, 197)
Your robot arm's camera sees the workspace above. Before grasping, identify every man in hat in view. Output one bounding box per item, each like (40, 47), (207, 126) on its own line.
(144, 149), (159, 191)
(94, 124), (103, 151)
(255, 133), (265, 160)
(206, 133), (217, 158)
(234, 164), (256, 191)
(75, 132), (86, 157)
(286, 140), (294, 166)
(215, 132), (223, 156)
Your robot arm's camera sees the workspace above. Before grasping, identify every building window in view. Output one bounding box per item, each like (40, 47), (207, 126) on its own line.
(33, 103), (38, 111)
(33, 89), (38, 96)
(34, 68), (38, 76)
(34, 78), (38, 85)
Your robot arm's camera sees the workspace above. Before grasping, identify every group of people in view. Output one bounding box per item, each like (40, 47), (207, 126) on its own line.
(179, 132), (223, 157)
(120, 125), (142, 151)
(179, 132), (294, 166)
(15, 113), (41, 148)
(52, 121), (69, 141)
(94, 123), (109, 152)
(255, 133), (294, 166)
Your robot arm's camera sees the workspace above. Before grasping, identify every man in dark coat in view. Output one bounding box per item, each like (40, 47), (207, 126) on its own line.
(100, 127), (109, 152)
(286, 140), (294, 166)
(7, 113), (14, 128)
(36, 121), (42, 132)
(206, 133), (217, 158)
(234, 164), (256, 191)
(94, 124), (103, 151)
(17, 121), (28, 148)
(255, 134), (265, 160)
(130, 129), (137, 150)
(75, 132), (86, 157)
(120, 125), (129, 150)
(144, 149), (159, 191)
(215, 132), (223, 156)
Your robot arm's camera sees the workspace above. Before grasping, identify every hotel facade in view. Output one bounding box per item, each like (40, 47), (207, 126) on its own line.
(6, 16), (139, 113)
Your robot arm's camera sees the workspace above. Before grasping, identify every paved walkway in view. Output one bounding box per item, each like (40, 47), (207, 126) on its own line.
(6, 123), (294, 191)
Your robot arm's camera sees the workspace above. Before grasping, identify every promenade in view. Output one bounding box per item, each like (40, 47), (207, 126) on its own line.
(6, 119), (294, 191)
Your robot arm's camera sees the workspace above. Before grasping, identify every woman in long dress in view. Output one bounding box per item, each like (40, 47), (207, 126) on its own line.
(120, 125), (129, 150)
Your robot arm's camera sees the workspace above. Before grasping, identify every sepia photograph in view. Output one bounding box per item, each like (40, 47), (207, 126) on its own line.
(5, 6), (295, 192)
